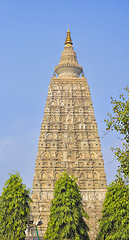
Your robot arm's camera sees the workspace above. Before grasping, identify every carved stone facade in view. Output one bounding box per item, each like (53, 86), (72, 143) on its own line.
(26, 29), (107, 240)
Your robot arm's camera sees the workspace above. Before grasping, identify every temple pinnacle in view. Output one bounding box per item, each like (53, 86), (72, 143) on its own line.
(65, 27), (73, 45)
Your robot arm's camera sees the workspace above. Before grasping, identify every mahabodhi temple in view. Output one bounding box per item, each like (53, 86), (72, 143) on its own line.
(26, 29), (107, 240)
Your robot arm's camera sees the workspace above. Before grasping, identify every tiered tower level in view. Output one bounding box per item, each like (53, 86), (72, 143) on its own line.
(28, 29), (107, 240)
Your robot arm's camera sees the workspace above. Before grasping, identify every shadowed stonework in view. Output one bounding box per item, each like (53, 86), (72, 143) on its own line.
(26, 29), (107, 240)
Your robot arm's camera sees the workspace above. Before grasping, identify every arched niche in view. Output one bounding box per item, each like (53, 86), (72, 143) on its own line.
(54, 171), (59, 179)
(41, 171), (46, 179)
(90, 152), (96, 159)
(80, 172), (85, 179)
(43, 152), (50, 159)
(93, 172), (99, 179)
(67, 155), (72, 160)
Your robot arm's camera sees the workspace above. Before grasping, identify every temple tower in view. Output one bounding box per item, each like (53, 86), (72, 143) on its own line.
(27, 29), (107, 240)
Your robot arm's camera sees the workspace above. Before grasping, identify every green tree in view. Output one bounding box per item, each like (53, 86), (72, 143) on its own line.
(96, 176), (129, 240)
(44, 172), (89, 240)
(0, 172), (32, 240)
(97, 87), (129, 239)
(105, 87), (129, 180)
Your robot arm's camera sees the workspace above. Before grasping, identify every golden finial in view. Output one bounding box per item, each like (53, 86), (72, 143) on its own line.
(65, 27), (73, 45)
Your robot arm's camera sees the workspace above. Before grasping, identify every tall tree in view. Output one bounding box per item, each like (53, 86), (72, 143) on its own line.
(97, 87), (129, 239)
(105, 87), (129, 180)
(44, 172), (89, 240)
(0, 172), (32, 240)
(96, 176), (129, 240)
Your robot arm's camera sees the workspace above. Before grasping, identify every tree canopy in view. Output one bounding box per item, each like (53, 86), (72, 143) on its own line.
(0, 172), (32, 240)
(97, 87), (129, 239)
(105, 87), (129, 180)
(44, 172), (89, 240)
(96, 176), (129, 240)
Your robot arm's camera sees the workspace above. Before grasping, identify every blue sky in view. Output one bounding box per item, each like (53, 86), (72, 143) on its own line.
(0, 0), (129, 193)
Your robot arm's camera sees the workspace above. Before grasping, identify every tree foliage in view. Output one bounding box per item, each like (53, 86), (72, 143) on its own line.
(105, 87), (129, 180)
(44, 172), (89, 240)
(0, 172), (32, 240)
(97, 87), (129, 239)
(96, 176), (129, 240)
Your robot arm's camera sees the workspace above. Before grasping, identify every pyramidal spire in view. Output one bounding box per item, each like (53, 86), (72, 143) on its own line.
(65, 27), (73, 45)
